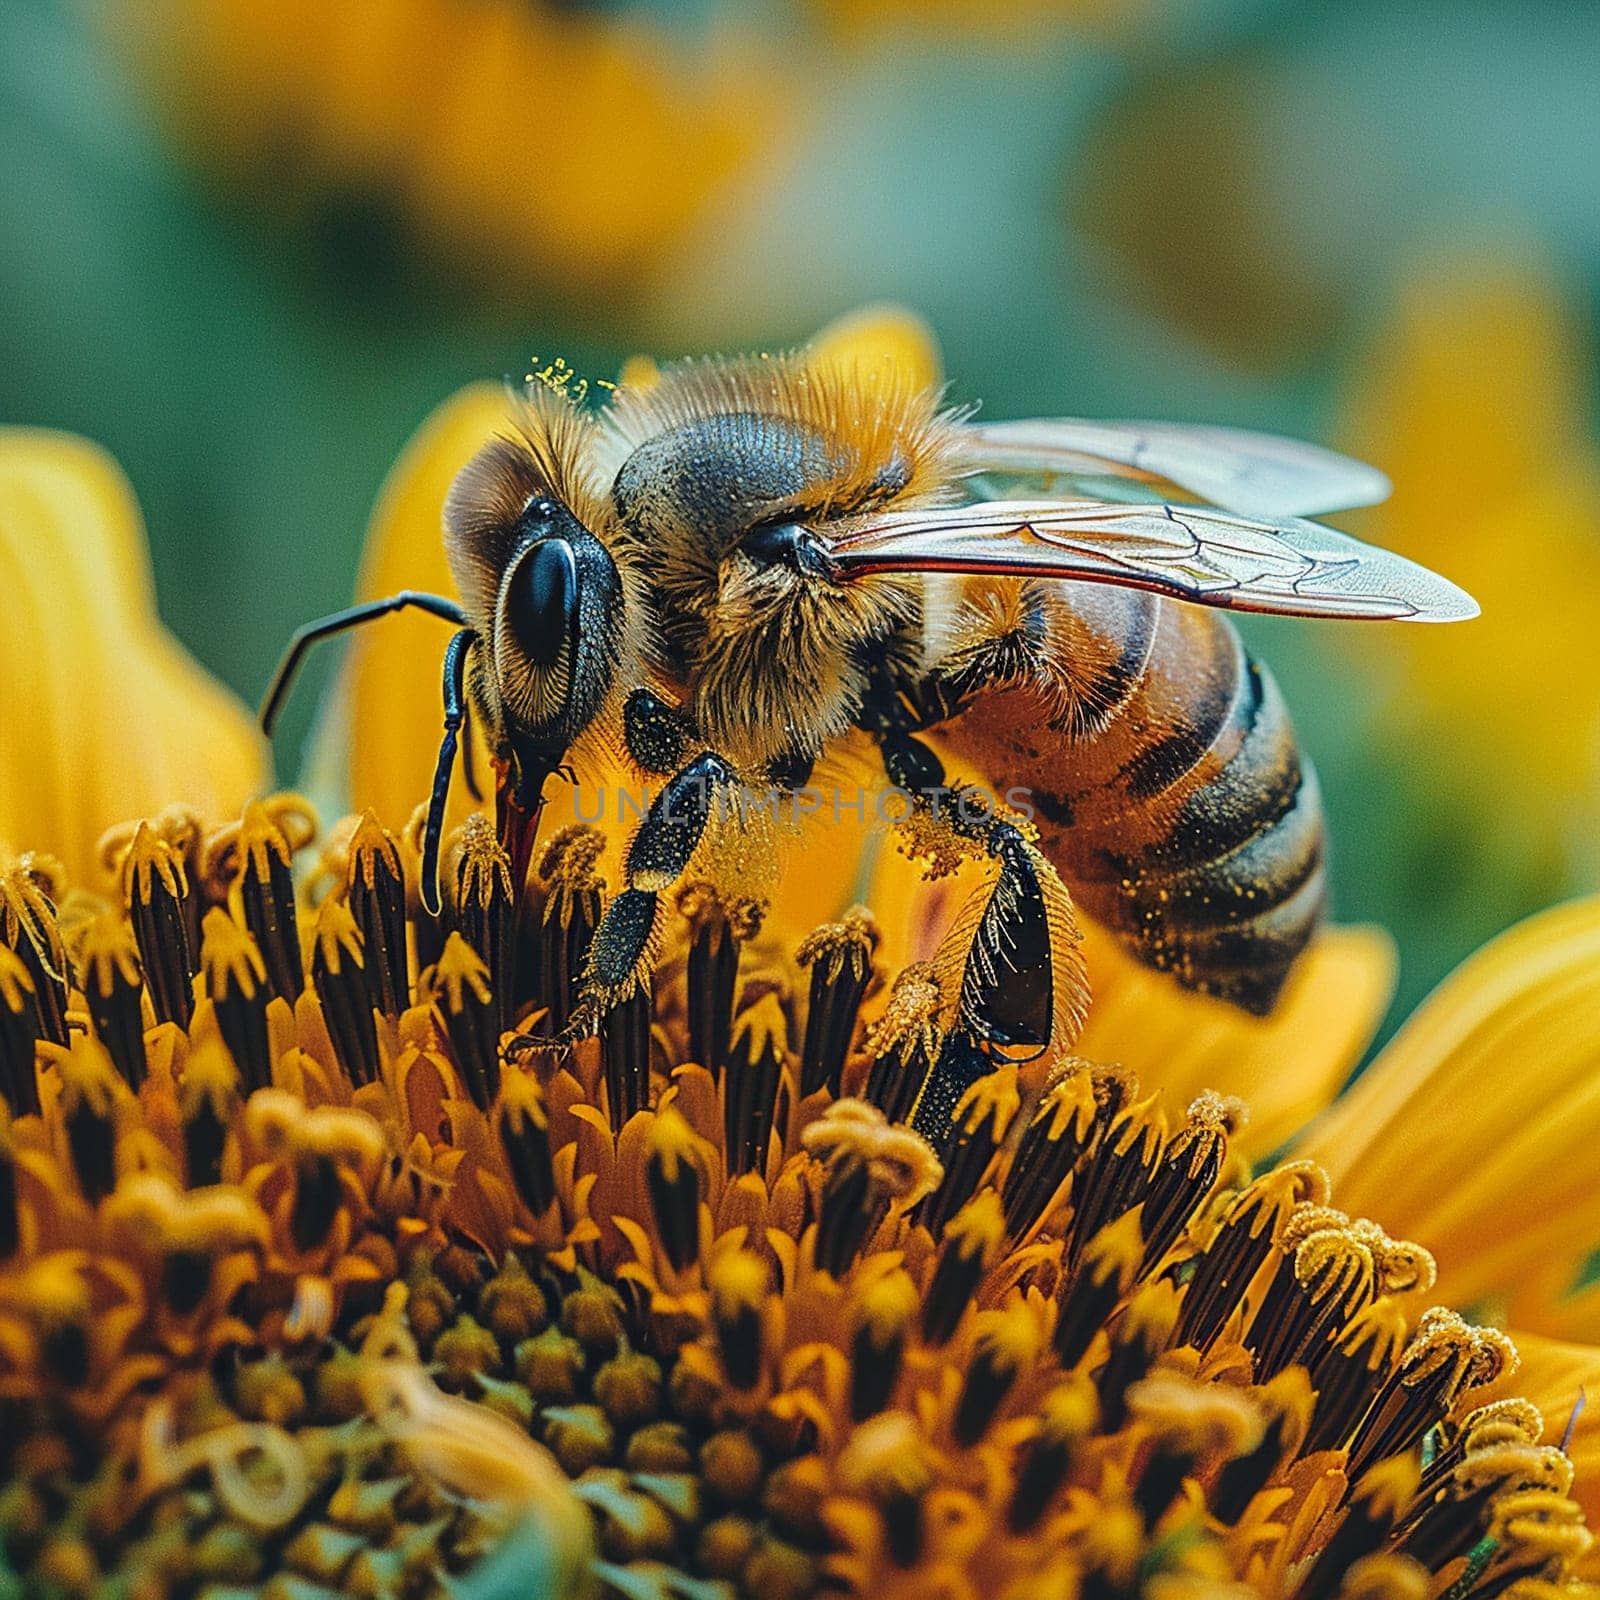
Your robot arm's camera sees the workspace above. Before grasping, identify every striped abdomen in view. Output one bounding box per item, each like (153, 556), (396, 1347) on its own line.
(932, 580), (1324, 1014)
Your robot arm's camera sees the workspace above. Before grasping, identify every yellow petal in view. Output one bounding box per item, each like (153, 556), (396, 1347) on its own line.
(340, 384), (513, 828)
(1297, 896), (1600, 1336)
(1481, 1329), (1600, 1524)
(1072, 919), (1395, 1160)
(804, 302), (944, 393)
(0, 429), (267, 882)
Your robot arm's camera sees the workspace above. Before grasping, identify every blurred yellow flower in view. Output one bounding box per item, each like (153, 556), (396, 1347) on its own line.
(1336, 254), (1600, 891)
(0, 429), (266, 888)
(110, 0), (776, 305)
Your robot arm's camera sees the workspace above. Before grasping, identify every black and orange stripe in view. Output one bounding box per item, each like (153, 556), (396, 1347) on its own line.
(930, 578), (1324, 1013)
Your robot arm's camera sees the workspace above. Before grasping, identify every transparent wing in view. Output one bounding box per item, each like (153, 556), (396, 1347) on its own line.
(958, 418), (1392, 519)
(820, 499), (1477, 622)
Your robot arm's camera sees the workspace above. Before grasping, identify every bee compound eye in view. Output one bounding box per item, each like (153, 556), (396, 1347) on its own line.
(737, 521), (824, 575)
(506, 537), (578, 670)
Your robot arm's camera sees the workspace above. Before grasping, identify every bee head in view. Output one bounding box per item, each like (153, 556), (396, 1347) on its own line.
(444, 409), (631, 798)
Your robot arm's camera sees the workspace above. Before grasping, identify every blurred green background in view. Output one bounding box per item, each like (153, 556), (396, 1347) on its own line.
(3, 0), (1598, 1034)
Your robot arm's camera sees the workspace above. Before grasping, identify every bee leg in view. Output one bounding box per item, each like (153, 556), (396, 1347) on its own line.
(573, 750), (741, 1026)
(877, 729), (1085, 1070)
(622, 687), (699, 776)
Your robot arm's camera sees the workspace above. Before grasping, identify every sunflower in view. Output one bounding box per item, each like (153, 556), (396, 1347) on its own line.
(104, 0), (775, 306)
(4, 312), (1600, 1600)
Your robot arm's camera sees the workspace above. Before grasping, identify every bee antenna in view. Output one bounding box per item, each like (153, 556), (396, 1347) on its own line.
(420, 627), (478, 918)
(259, 591), (468, 736)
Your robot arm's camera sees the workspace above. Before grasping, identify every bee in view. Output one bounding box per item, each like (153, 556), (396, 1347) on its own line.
(263, 347), (1473, 1080)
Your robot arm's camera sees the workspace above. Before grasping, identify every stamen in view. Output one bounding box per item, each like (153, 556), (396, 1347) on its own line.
(1210, 1366), (1315, 1523)
(1345, 1310), (1517, 1484)
(804, 1099), (942, 1280)
(208, 798), (315, 1004)
(1008, 1374), (1100, 1532)
(1248, 1213), (1378, 1383)
(710, 1251), (768, 1390)
(347, 813), (411, 1018)
(920, 1188), (1005, 1347)
(246, 1094), (384, 1255)
(1301, 1297), (1410, 1455)
(952, 1304), (1041, 1445)
(916, 1063), (1019, 1237)
(1, 856), (69, 1047)
(836, 1413), (932, 1567)
(1176, 1159), (1330, 1351)
(1066, 1087), (1166, 1268)
(795, 909), (877, 1098)
(1125, 1372), (1264, 1526)
(722, 991), (787, 1179)
(430, 933), (501, 1112)
(600, 987), (652, 1132)
(1000, 1058), (1098, 1242)
(847, 1267), (918, 1420)
(680, 883), (763, 1080)
(58, 1035), (124, 1204)
(1294, 1456), (1421, 1600)
(1138, 1091), (1244, 1272)
(645, 1105), (702, 1274)
(120, 822), (197, 1028)
(181, 1038), (241, 1187)
(310, 897), (381, 1088)
(1055, 1210), (1146, 1371)
(74, 914), (148, 1089)
(862, 963), (941, 1124)
(532, 825), (604, 1036)
(1094, 1278), (1180, 1431)
(0, 944), (42, 1116)
(452, 815), (516, 1039)
(200, 908), (274, 1093)
(497, 1068), (554, 1219)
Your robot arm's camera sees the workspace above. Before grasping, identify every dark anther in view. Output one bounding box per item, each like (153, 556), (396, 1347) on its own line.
(681, 883), (762, 1080)
(1095, 1284), (1180, 1434)
(64, 1080), (117, 1206)
(121, 823), (196, 1029)
(1292, 1456), (1418, 1600)
(163, 1250), (214, 1318)
(848, 1273), (915, 1421)
(920, 1190), (1004, 1348)
(218, 800), (310, 1004)
(201, 909), (275, 1095)
(722, 995), (786, 1179)
(75, 916), (148, 1090)
(311, 899), (381, 1088)
(180, 1047), (239, 1188)
(861, 965), (940, 1125)
(290, 1153), (343, 1253)
(1065, 1093), (1165, 1270)
(1000, 1064), (1097, 1242)
(1008, 1381), (1098, 1533)
(915, 1059), (1017, 1238)
(601, 986), (652, 1134)
(498, 1070), (555, 1219)
(530, 826), (605, 1037)
(0, 947), (42, 1117)
(1054, 1211), (1143, 1372)
(433, 932), (502, 1112)
(0, 1138), (17, 1258)
(711, 1253), (767, 1390)
(347, 813), (412, 1018)
(796, 911), (876, 1099)
(952, 1330), (1026, 1447)
(2, 860), (70, 1050)
(453, 815), (516, 1040)
(645, 1107), (701, 1273)
(1138, 1092), (1239, 1274)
